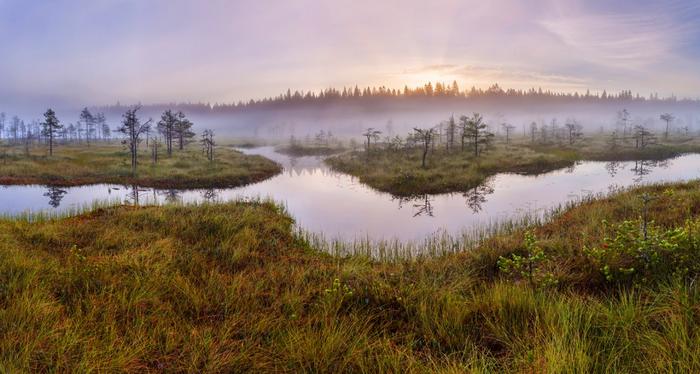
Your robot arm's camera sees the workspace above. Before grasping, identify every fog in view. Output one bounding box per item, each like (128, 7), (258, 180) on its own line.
(94, 97), (700, 142)
(3, 89), (699, 143)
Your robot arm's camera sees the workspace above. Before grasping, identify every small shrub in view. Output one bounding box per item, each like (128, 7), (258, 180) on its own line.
(584, 218), (700, 283)
(498, 231), (558, 289)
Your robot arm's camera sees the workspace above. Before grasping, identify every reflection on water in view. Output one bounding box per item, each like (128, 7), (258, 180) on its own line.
(394, 195), (435, 217)
(43, 186), (67, 208)
(463, 183), (495, 213)
(201, 189), (219, 202)
(605, 161), (622, 177)
(2, 146), (700, 242)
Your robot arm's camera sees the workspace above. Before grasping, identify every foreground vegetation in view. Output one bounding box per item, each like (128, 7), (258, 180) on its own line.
(0, 143), (281, 189)
(2, 179), (700, 371)
(328, 134), (700, 195)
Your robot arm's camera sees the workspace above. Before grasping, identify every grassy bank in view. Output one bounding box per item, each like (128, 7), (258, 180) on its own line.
(2, 181), (700, 371)
(0, 143), (281, 189)
(327, 135), (700, 196)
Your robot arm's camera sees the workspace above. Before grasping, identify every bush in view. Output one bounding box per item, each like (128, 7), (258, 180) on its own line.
(584, 218), (700, 283)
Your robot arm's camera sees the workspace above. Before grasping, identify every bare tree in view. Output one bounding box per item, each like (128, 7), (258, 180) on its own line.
(151, 136), (162, 164)
(564, 121), (583, 145)
(41, 109), (62, 156)
(413, 127), (436, 168)
(617, 109), (631, 136)
(529, 122), (537, 143)
(501, 123), (516, 144)
(117, 106), (152, 173)
(660, 113), (674, 139)
(201, 129), (215, 162)
(446, 115), (457, 151)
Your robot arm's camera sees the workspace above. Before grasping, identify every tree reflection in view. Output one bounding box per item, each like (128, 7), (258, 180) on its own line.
(463, 183), (495, 213)
(630, 160), (655, 182)
(605, 161), (621, 177)
(44, 186), (67, 208)
(394, 194), (434, 217)
(159, 189), (182, 204)
(125, 185), (152, 205)
(411, 195), (434, 217)
(201, 189), (219, 202)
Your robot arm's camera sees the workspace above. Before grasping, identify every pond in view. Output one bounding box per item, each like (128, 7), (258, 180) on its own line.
(2, 146), (700, 242)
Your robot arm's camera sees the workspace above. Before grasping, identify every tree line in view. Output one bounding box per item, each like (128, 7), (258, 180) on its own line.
(91, 82), (700, 116)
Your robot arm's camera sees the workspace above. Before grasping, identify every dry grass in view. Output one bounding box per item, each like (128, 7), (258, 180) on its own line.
(0, 142), (281, 189)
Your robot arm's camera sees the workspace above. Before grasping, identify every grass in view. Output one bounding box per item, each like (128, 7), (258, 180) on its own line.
(327, 134), (700, 196)
(0, 142), (281, 189)
(2, 180), (700, 371)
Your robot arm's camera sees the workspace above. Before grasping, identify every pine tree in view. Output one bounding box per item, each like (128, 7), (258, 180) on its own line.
(463, 113), (494, 156)
(41, 108), (62, 156)
(174, 111), (195, 150)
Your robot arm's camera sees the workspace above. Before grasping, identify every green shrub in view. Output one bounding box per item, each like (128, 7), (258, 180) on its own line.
(498, 230), (558, 289)
(584, 218), (700, 283)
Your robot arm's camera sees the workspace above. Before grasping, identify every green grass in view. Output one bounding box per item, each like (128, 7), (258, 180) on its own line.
(2, 181), (700, 371)
(0, 142), (281, 189)
(327, 134), (700, 196)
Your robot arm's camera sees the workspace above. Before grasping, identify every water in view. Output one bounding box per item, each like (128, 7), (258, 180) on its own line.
(1, 146), (699, 242)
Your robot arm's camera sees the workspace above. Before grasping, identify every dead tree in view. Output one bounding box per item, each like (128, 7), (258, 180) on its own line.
(151, 136), (161, 164)
(201, 129), (215, 162)
(413, 127), (436, 168)
(501, 123), (516, 144)
(564, 121), (583, 145)
(117, 106), (152, 173)
(660, 113), (674, 139)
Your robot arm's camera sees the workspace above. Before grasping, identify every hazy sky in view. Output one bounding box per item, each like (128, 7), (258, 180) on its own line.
(1, 0), (699, 111)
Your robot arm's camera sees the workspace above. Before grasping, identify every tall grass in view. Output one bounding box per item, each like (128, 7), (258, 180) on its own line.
(0, 198), (123, 222)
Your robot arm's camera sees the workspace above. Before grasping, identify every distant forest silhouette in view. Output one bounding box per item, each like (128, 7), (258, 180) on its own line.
(94, 82), (699, 115)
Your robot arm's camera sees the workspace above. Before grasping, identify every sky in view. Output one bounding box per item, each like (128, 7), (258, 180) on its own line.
(0, 0), (699, 113)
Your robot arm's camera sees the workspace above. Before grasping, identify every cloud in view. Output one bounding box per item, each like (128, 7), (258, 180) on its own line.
(1, 0), (699, 110)
(539, 2), (700, 70)
(400, 64), (590, 91)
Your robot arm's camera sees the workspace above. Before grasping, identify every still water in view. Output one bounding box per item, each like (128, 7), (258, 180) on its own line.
(1, 146), (699, 242)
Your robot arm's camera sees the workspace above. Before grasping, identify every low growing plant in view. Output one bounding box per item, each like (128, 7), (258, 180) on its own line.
(584, 218), (700, 283)
(498, 230), (558, 289)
